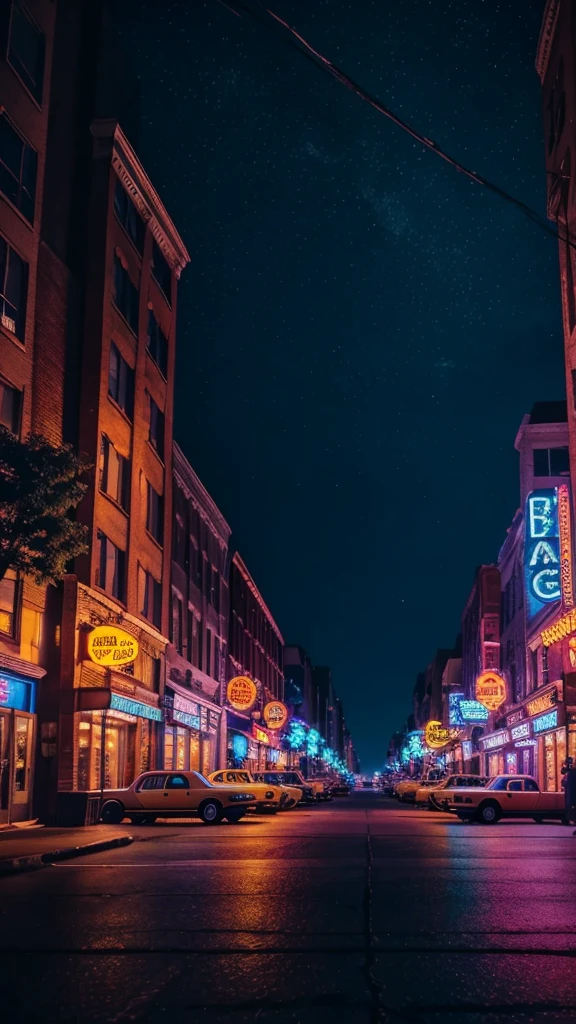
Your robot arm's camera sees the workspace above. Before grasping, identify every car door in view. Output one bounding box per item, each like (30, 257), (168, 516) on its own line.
(503, 779), (534, 815)
(162, 773), (196, 813)
(134, 774), (168, 811)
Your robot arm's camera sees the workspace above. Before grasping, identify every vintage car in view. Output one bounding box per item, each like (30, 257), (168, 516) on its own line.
(414, 774), (487, 809)
(307, 774), (334, 800)
(395, 770), (444, 803)
(208, 769), (300, 811)
(440, 774), (566, 824)
(99, 770), (258, 825)
(254, 769), (316, 804)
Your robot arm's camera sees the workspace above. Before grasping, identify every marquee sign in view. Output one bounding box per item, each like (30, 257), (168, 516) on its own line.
(226, 676), (257, 712)
(541, 608), (576, 647)
(558, 483), (574, 609)
(532, 709), (559, 734)
(262, 701), (288, 731)
(425, 720), (453, 749)
(526, 687), (557, 717)
(480, 729), (510, 751)
(524, 489), (561, 621)
(510, 721), (530, 741)
(475, 671), (507, 712)
(86, 625), (139, 667)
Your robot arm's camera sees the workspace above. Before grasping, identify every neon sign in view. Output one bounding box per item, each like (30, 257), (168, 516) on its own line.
(532, 709), (559, 734)
(425, 720), (454, 749)
(480, 729), (510, 751)
(287, 720), (307, 750)
(558, 484), (574, 609)
(458, 699), (489, 723)
(541, 608), (576, 646)
(86, 625), (139, 666)
(510, 721), (530, 741)
(262, 701), (288, 731)
(109, 693), (162, 721)
(227, 676), (257, 712)
(526, 688), (557, 717)
(475, 671), (507, 712)
(525, 489), (561, 620)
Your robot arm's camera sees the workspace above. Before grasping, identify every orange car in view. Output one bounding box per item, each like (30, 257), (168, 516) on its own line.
(99, 770), (258, 825)
(440, 774), (565, 824)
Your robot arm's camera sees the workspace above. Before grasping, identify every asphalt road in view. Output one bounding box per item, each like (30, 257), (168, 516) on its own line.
(2, 791), (576, 1023)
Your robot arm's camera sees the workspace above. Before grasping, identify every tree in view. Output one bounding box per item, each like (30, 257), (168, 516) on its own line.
(0, 426), (91, 585)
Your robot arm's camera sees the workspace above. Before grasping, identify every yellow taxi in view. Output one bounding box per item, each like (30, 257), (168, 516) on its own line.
(99, 770), (258, 825)
(440, 774), (566, 824)
(208, 769), (291, 812)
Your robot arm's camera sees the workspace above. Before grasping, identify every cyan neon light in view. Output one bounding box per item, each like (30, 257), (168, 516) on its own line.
(532, 709), (558, 734)
(110, 693), (162, 721)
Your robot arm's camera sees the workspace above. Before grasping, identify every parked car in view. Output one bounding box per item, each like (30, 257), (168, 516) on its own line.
(330, 776), (351, 796)
(208, 770), (293, 812)
(440, 774), (566, 824)
(254, 769), (316, 804)
(99, 770), (259, 826)
(414, 774), (488, 809)
(308, 775), (334, 801)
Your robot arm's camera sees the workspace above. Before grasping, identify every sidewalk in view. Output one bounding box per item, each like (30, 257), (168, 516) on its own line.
(0, 825), (134, 877)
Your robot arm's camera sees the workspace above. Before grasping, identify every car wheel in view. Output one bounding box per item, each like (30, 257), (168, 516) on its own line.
(199, 799), (223, 825)
(225, 810), (245, 824)
(100, 800), (124, 824)
(476, 801), (501, 825)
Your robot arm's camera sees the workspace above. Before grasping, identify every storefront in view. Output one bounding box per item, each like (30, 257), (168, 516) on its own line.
(77, 686), (163, 791)
(0, 664), (42, 824)
(479, 728), (510, 777)
(498, 683), (567, 790)
(163, 685), (220, 776)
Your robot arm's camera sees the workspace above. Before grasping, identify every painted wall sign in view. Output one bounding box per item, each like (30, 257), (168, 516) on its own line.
(510, 721), (531, 741)
(0, 672), (36, 713)
(524, 489), (561, 620)
(109, 693), (162, 721)
(425, 720), (454, 749)
(558, 483), (574, 609)
(526, 688), (557, 717)
(475, 671), (507, 712)
(532, 709), (559, 734)
(458, 699), (489, 723)
(541, 608), (576, 647)
(480, 729), (510, 751)
(262, 701), (289, 731)
(226, 676), (257, 712)
(86, 625), (139, 667)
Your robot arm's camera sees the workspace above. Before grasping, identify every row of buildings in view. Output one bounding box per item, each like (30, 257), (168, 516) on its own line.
(0, 0), (356, 825)
(388, 0), (576, 792)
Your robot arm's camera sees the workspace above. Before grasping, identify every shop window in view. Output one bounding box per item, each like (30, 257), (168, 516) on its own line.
(113, 255), (139, 335)
(7, 1), (45, 103)
(0, 113), (37, 222)
(151, 240), (172, 304)
(108, 342), (134, 419)
(0, 568), (19, 637)
(146, 309), (168, 377)
(0, 377), (22, 434)
(533, 446), (570, 477)
(96, 531), (126, 602)
(100, 434), (130, 511)
(146, 481), (163, 545)
(114, 178), (144, 254)
(0, 235), (28, 341)
(138, 565), (162, 628)
(148, 394), (165, 461)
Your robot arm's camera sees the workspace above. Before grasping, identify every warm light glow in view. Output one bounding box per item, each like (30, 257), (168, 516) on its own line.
(475, 671), (507, 711)
(86, 625), (139, 667)
(226, 676), (258, 712)
(541, 608), (576, 646)
(425, 720), (453, 749)
(262, 701), (288, 730)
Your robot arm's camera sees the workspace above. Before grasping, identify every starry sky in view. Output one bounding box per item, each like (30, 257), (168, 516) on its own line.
(115, 0), (564, 771)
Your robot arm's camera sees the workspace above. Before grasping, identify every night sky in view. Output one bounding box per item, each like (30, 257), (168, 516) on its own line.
(116, 0), (564, 770)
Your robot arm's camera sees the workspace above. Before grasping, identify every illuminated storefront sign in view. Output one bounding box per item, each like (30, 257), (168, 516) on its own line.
(226, 676), (257, 712)
(458, 699), (489, 723)
(524, 489), (561, 620)
(109, 693), (162, 721)
(506, 709), (524, 727)
(515, 739), (537, 748)
(510, 721), (530, 741)
(532, 709), (559, 734)
(475, 671), (507, 712)
(480, 729), (510, 751)
(253, 726), (269, 744)
(526, 688), (557, 717)
(558, 483), (574, 609)
(425, 720), (454, 749)
(172, 694), (201, 730)
(86, 625), (139, 666)
(449, 692), (465, 726)
(462, 740), (473, 761)
(0, 672), (36, 713)
(541, 609), (576, 647)
(262, 701), (289, 731)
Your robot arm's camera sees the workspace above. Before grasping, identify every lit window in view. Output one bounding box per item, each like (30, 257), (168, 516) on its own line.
(100, 434), (130, 511)
(0, 569), (18, 637)
(7, 1), (46, 103)
(96, 531), (126, 602)
(0, 236), (28, 340)
(108, 342), (134, 418)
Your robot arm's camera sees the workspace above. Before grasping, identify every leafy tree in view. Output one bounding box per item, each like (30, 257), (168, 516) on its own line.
(0, 426), (91, 585)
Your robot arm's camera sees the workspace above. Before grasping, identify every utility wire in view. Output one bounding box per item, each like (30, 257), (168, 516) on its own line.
(213, 0), (573, 252)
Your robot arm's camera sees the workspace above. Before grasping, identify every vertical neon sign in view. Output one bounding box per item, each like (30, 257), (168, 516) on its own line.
(558, 483), (574, 610)
(524, 489), (561, 620)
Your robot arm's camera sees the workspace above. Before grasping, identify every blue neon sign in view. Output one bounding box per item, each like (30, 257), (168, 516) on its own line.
(532, 709), (558, 734)
(0, 671), (36, 713)
(109, 693), (162, 721)
(458, 699), (489, 723)
(524, 489), (561, 621)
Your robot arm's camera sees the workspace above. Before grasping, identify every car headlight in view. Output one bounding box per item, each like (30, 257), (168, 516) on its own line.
(265, 790), (274, 800)
(230, 793), (255, 802)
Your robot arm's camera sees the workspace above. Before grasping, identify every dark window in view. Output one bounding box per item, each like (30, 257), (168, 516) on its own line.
(147, 310), (168, 377)
(171, 591), (183, 655)
(151, 240), (172, 303)
(214, 637), (220, 682)
(96, 531), (126, 602)
(0, 569), (18, 637)
(165, 774), (188, 789)
(0, 377), (22, 433)
(114, 178), (144, 254)
(138, 565), (162, 628)
(213, 569), (220, 614)
(0, 113), (37, 222)
(187, 609), (194, 664)
(524, 779), (539, 792)
(137, 774), (166, 791)
(146, 482), (163, 545)
(507, 780), (523, 792)
(148, 395), (165, 460)
(108, 342), (134, 418)
(206, 627), (212, 677)
(198, 624), (204, 671)
(100, 434), (130, 511)
(533, 447), (570, 477)
(173, 515), (187, 569)
(0, 235), (28, 341)
(7, 1), (45, 103)
(113, 255), (139, 334)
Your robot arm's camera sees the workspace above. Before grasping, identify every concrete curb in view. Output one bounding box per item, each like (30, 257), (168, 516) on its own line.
(0, 834), (134, 877)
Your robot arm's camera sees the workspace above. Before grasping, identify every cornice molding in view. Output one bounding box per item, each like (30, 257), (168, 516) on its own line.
(535, 0), (560, 82)
(173, 443), (232, 544)
(91, 119), (190, 279)
(233, 552), (285, 644)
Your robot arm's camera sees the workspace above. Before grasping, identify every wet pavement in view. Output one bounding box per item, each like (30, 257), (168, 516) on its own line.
(1, 790), (576, 1022)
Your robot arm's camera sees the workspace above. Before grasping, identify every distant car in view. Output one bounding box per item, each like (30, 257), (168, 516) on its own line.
(440, 774), (566, 824)
(208, 770), (292, 812)
(362, 779), (373, 788)
(99, 770), (258, 825)
(254, 770), (316, 804)
(414, 774), (487, 809)
(330, 777), (351, 796)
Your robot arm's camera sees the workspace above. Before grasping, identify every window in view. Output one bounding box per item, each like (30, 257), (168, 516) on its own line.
(99, 435), (130, 511)
(507, 780), (523, 792)
(146, 482), (163, 545)
(173, 515), (187, 569)
(212, 569), (220, 614)
(138, 565), (162, 628)
(214, 637), (220, 682)
(148, 394), (164, 460)
(7, 1), (45, 103)
(108, 342), (134, 418)
(0, 113), (37, 222)
(206, 627), (212, 677)
(0, 569), (18, 637)
(0, 236), (28, 340)
(533, 446), (570, 477)
(165, 774), (188, 789)
(524, 778), (539, 792)
(198, 624), (204, 671)
(113, 255), (139, 334)
(171, 591), (183, 655)
(151, 240), (172, 303)
(187, 609), (197, 666)
(96, 531), (126, 602)
(147, 310), (168, 377)
(0, 378), (22, 433)
(114, 178), (144, 254)
(137, 774), (166, 791)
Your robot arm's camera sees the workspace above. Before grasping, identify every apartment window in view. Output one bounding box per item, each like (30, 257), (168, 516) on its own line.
(0, 113), (37, 222)
(0, 569), (18, 637)
(212, 569), (220, 614)
(151, 240), (172, 303)
(0, 377), (22, 433)
(7, 1), (45, 103)
(138, 565), (162, 628)
(198, 624), (204, 672)
(147, 310), (168, 377)
(108, 342), (134, 419)
(113, 255), (139, 334)
(148, 394), (164, 460)
(114, 178), (144, 254)
(206, 627), (212, 677)
(96, 531), (126, 602)
(214, 638), (220, 683)
(0, 235), (28, 341)
(99, 434), (130, 511)
(533, 446), (570, 477)
(171, 592), (184, 654)
(173, 514), (187, 569)
(146, 482), (163, 545)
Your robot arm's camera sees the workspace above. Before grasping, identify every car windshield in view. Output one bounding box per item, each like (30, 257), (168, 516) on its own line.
(487, 776), (513, 791)
(189, 771), (210, 786)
